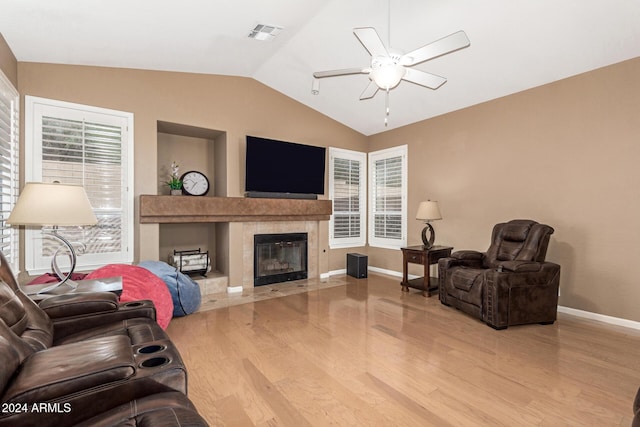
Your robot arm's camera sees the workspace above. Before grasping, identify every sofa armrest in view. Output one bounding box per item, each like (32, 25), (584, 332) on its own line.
(2, 335), (135, 404)
(498, 260), (542, 273)
(39, 292), (119, 319)
(439, 250), (485, 270)
(498, 261), (560, 275)
(50, 300), (157, 342)
(451, 250), (485, 261)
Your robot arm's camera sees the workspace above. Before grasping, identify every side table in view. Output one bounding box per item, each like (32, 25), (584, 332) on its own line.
(400, 245), (453, 297)
(24, 276), (123, 302)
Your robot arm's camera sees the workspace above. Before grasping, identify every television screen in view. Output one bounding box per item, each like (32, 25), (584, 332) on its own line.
(245, 136), (326, 196)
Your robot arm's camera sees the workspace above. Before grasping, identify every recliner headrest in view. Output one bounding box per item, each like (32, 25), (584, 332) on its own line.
(502, 223), (533, 242)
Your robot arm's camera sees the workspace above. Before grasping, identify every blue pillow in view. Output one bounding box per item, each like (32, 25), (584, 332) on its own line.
(137, 261), (201, 316)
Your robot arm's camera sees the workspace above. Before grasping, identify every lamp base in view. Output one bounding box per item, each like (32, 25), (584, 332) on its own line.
(421, 223), (435, 249)
(28, 279), (79, 296)
(36, 229), (79, 295)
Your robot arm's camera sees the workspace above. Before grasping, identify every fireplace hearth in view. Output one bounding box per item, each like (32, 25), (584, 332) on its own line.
(254, 233), (308, 286)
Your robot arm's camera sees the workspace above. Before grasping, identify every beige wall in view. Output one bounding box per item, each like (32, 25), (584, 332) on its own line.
(0, 33), (17, 87)
(368, 57), (640, 322)
(17, 63), (369, 285)
(13, 55), (640, 323)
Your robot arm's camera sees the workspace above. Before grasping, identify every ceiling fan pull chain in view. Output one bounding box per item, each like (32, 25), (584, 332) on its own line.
(384, 89), (390, 127)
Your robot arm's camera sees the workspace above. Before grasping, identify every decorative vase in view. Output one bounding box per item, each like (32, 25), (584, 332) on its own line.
(170, 189), (182, 196)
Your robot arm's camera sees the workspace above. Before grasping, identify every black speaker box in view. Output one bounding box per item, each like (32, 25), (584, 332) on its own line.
(347, 253), (368, 279)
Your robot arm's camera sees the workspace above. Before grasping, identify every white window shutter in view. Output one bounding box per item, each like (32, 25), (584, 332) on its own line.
(0, 72), (19, 272)
(368, 145), (407, 249)
(329, 148), (366, 248)
(25, 96), (134, 275)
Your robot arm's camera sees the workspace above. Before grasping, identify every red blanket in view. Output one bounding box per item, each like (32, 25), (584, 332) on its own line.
(27, 265), (174, 329)
(85, 264), (173, 329)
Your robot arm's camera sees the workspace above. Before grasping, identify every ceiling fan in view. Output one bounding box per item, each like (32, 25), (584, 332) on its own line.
(312, 13), (470, 125)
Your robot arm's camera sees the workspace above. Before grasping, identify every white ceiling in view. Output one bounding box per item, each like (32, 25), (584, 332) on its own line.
(2, 0), (639, 135)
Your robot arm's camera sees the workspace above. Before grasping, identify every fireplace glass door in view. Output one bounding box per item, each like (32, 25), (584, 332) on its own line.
(254, 233), (308, 286)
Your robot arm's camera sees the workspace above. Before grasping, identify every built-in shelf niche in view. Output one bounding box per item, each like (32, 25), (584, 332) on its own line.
(157, 120), (226, 198)
(156, 121), (228, 275)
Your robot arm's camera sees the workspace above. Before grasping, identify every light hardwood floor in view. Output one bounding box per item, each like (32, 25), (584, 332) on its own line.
(166, 273), (640, 426)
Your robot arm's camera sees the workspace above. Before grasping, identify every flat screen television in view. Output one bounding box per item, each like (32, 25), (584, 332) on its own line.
(245, 136), (326, 198)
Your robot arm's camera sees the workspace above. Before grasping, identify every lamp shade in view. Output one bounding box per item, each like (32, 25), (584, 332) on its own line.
(416, 200), (442, 221)
(7, 182), (97, 226)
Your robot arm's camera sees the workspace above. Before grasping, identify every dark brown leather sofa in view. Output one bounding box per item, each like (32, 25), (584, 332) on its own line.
(0, 252), (165, 350)
(0, 253), (207, 426)
(633, 386), (640, 427)
(439, 219), (560, 329)
(74, 391), (207, 426)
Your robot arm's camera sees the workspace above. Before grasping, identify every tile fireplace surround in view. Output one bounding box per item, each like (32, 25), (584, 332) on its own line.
(139, 195), (332, 288)
(243, 221), (318, 288)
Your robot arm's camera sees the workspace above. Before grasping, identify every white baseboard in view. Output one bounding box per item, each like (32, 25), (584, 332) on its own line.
(226, 285), (243, 294)
(368, 266), (421, 280)
(557, 305), (640, 331)
(330, 265), (640, 331)
(330, 266), (419, 280)
(367, 266), (401, 277)
(328, 269), (346, 276)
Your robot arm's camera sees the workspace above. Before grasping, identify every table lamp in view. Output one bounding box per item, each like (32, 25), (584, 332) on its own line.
(7, 182), (97, 294)
(416, 200), (442, 249)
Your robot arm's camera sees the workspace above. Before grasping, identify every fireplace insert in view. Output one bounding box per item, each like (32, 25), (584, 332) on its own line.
(254, 233), (308, 286)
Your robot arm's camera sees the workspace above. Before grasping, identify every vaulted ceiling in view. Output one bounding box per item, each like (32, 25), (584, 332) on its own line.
(2, 0), (639, 135)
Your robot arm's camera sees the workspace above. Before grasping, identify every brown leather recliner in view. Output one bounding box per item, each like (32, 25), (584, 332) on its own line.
(74, 391), (208, 426)
(0, 252), (197, 426)
(438, 219), (560, 329)
(0, 251), (166, 352)
(633, 386), (640, 427)
(0, 329), (206, 426)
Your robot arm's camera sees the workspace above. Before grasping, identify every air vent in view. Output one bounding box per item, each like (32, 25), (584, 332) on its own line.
(248, 24), (283, 41)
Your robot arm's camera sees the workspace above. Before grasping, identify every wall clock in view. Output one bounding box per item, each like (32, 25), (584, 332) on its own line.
(180, 171), (209, 196)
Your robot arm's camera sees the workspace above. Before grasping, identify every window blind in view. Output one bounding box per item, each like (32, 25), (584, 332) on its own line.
(373, 155), (402, 239)
(369, 145), (407, 249)
(41, 116), (124, 256)
(0, 72), (19, 271)
(329, 148), (366, 248)
(333, 157), (361, 238)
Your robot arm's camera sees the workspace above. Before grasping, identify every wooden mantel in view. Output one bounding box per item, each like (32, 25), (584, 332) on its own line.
(139, 195), (332, 223)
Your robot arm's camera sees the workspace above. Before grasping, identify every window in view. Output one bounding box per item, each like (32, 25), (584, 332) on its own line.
(0, 71), (19, 272)
(329, 148), (366, 248)
(25, 96), (134, 274)
(368, 145), (407, 249)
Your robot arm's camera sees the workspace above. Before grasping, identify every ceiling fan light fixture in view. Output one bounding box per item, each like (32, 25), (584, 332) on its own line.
(370, 63), (406, 90)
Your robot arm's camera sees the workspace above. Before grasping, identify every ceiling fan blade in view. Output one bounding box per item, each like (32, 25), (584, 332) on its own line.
(402, 68), (447, 90)
(359, 81), (379, 100)
(353, 27), (388, 58)
(313, 67), (370, 78)
(400, 31), (470, 66)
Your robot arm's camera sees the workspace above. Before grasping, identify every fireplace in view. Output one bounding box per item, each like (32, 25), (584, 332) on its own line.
(254, 233), (308, 286)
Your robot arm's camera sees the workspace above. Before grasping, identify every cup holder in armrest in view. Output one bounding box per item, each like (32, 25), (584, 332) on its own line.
(139, 356), (170, 369)
(137, 344), (166, 354)
(123, 301), (144, 308)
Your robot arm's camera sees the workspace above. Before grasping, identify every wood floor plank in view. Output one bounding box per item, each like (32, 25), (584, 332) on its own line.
(241, 358), (312, 426)
(167, 273), (640, 426)
(213, 395), (255, 427)
(360, 372), (455, 427)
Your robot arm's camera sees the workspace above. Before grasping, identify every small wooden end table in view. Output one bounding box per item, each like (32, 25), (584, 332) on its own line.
(400, 245), (453, 297)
